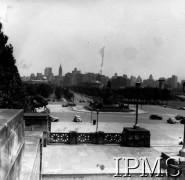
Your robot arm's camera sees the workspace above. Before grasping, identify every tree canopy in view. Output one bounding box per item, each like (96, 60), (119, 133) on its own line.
(0, 22), (26, 109)
(55, 86), (63, 100)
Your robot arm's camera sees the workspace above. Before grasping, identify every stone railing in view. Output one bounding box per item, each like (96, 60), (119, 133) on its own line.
(50, 132), (123, 144)
(50, 129), (150, 147)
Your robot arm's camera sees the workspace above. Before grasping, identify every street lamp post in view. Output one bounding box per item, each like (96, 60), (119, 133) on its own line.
(179, 119), (185, 156)
(133, 82), (141, 129)
(179, 83), (185, 156)
(96, 109), (99, 132)
(122, 81), (151, 147)
(91, 110), (93, 122)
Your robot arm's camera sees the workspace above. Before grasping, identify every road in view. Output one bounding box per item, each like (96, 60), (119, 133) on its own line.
(49, 93), (185, 125)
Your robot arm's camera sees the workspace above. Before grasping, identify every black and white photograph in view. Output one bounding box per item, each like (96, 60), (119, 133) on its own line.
(1, 0), (185, 179)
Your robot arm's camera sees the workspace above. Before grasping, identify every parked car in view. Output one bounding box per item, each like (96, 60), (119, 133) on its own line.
(149, 114), (163, 120)
(180, 119), (185, 124)
(167, 118), (179, 124)
(48, 115), (59, 122)
(175, 115), (185, 120)
(62, 103), (68, 107)
(68, 102), (76, 106)
(177, 107), (185, 110)
(73, 115), (82, 122)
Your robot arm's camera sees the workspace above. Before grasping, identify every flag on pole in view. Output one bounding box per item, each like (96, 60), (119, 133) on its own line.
(99, 46), (105, 67)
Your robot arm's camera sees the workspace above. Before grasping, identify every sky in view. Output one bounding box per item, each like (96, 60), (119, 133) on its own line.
(0, 0), (185, 81)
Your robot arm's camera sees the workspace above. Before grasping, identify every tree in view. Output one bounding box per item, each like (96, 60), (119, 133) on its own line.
(55, 86), (63, 100)
(0, 22), (26, 109)
(63, 88), (74, 101)
(24, 83), (37, 96)
(37, 83), (53, 98)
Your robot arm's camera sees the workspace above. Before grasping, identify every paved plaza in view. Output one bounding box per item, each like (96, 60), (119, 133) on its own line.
(43, 121), (185, 177)
(42, 101), (185, 178)
(42, 145), (164, 175)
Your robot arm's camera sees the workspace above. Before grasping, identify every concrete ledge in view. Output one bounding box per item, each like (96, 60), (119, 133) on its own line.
(20, 131), (43, 180)
(0, 109), (24, 180)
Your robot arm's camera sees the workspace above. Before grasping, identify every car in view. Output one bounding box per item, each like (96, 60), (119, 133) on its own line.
(167, 118), (179, 124)
(68, 102), (76, 106)
(177, 107), (185, 110)
(180, 119), (185, 124)
(73, 115), (82, 122)
(149, 114), (163, 120)
(175, 115), (185, 120)
(62, 103), (68, 107)
(48, 115), (59, 122)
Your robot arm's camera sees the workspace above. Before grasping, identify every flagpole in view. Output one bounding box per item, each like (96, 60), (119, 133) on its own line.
(99, 46), (105, 75)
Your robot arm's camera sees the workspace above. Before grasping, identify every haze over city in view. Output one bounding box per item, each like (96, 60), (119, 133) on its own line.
(1, 0), (185, 80)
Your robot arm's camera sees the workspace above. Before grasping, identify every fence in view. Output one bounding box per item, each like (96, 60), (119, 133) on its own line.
(50, 132), (123, 144)
(50, 130), (150, 147)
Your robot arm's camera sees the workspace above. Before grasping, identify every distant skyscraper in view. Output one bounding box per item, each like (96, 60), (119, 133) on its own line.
(112, 73), (117, 79)
(72, 68), (81, 85)
(59, 64), (62, 77)
(136, 75), (142, 83)
(149, 74), (153, 80)
(171, 75), (178, 89)
(158, 78), (165, 89)
(130, 76), (136, 87)
(44, 67), (52, 79)
(30, 73), (35, 80)
(36, 73), (43, 80)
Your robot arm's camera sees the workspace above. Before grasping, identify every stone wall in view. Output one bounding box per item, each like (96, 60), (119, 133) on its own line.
(23, 113), (50, 132)
(0, 109), (24, 180)
(23, 113), (50, 145)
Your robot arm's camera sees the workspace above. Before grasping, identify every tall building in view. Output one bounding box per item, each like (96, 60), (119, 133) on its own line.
(142, 74), (158, 88)
(130, 76), (137, 87)
(111, 76), (127, 89)
(59, 64), (62, 77)
(64, 73), (72, 86)
(36, 73), (43, 80)
(112, 73), (117, 79)
(149, 74), (153, 80)
(165, 78), (172, 89)
(72, 68), (81, 85)
(158, 78), (165, 89)
(171, 75), (178, 89)
(30, 73), (35, 80)
(136, 75), (142, 83)
(44, 67), (52, 79)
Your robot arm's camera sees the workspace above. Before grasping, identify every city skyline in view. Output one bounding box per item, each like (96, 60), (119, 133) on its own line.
(1, 0), (185, 80)
(29, 65), (179, 83)
(24, 65), (179, 89)
(29, 65), (180, 81)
